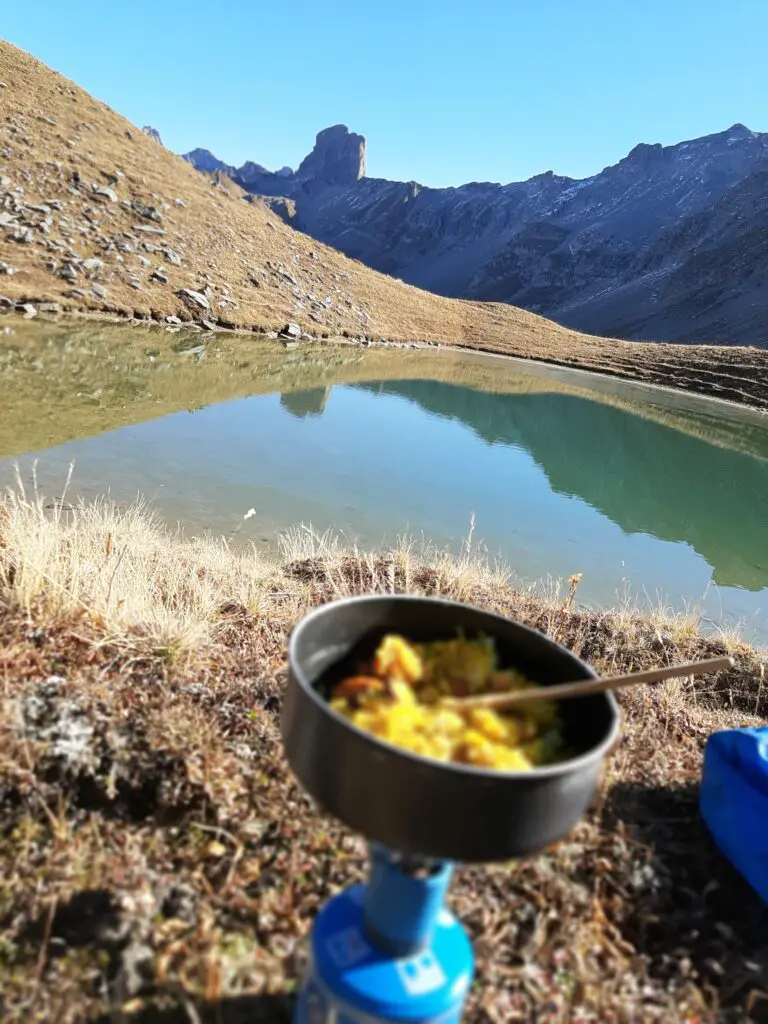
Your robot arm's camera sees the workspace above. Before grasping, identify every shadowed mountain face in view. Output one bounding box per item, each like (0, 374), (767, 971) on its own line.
(354, 380), (768, 592)
(185, 124), (768, 347)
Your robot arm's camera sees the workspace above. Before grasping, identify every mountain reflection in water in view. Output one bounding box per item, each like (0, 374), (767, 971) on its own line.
(354, 380), (768, 594)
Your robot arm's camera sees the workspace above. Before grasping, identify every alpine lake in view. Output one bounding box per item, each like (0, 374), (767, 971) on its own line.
(2, 319), (766, 643)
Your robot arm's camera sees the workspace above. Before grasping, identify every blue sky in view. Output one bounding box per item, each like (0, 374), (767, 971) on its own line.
(4, 0), (766, 187)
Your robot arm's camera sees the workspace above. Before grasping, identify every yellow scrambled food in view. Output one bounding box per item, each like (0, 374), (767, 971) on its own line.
(330, 634), (563, 771)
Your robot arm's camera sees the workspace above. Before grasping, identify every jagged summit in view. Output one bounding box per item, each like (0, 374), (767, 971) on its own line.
(296, 124), (366, 184)
(142, 125), (163, 145)
(183, 124), (366, 195)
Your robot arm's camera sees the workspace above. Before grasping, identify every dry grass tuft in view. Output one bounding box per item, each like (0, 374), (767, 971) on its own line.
(1, 468), (275, 663)
(277, 515), (514, 606)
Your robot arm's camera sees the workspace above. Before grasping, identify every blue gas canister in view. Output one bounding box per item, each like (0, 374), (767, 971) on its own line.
(294, 846), (474, 1023)
(700, 726), (768, 904)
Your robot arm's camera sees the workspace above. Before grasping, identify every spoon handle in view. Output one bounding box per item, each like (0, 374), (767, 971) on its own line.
(445, 655), (734, 711)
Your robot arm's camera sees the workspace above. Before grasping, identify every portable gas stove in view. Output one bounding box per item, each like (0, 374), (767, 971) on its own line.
(282, 596), (620, 1023)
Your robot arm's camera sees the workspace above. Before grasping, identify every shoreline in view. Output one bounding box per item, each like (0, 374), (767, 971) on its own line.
(3, 305), (768, 415)
(444, 341), (768, 420)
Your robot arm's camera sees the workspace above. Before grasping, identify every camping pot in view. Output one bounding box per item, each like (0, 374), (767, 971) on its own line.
(282, 595), (620, 862)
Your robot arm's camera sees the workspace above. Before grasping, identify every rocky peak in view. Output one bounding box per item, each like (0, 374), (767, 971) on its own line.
(182, 148), (237, 177)
(623, 141), (665, 167)
(296, 124), (366, 186)
(238, 160), (271, 184)
(142, 126), (163, 145)
(726, 122), (752, 139)
(183, 125), (365, 192)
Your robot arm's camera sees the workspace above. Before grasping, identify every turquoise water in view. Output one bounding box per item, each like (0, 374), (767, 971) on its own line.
(2, 330), (767, 641)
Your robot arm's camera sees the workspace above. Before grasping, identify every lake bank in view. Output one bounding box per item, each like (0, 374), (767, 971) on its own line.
(1, 488), (766, 1022)
(3, 318), (767, 461)
(4, 305), (768, 413)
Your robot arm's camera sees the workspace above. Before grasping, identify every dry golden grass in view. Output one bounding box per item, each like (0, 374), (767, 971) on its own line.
(1, 468), (278, 661)
(3, 479), (765, 674)
(0, 479), (522, 665)
(2, 39), (768, 409)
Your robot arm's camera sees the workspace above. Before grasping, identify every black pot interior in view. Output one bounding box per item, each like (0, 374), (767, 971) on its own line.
(310, 615), (609, 763)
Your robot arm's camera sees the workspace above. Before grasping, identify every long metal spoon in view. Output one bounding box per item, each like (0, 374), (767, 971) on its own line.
(443, 655), (734, 711)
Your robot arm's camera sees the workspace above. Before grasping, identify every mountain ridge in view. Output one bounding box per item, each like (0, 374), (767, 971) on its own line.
(184, 123), (768, 347)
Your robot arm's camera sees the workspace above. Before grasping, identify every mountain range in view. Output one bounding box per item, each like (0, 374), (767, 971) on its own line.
(183, 124), (768, 347)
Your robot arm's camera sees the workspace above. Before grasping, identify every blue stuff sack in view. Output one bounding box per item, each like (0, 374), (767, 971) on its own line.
(700, 726), (768, 904)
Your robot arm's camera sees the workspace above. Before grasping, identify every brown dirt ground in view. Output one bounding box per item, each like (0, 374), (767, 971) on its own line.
(1, 556), (767, 1023)
(2, 40), (768, 411)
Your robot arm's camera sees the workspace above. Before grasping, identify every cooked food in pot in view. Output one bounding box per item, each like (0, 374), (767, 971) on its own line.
(329, 634), (564, 771)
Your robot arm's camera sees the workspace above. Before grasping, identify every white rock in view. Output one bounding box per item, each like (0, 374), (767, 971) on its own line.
(177, 287), (210, 310)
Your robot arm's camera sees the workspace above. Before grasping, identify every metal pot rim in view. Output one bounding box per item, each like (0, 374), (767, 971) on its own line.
(288, 593), (621, 781)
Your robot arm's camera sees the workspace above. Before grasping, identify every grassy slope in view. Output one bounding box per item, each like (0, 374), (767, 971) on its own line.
(1, 40), (768, 409)
(0, 489), (767, 1022)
